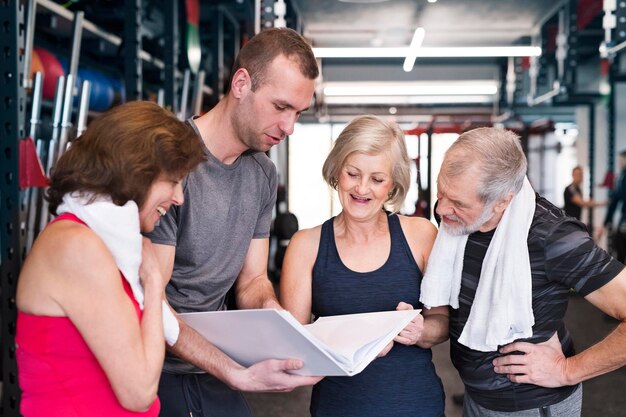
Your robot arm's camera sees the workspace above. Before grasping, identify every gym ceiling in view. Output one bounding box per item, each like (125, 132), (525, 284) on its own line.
(33, 0), (613, 125)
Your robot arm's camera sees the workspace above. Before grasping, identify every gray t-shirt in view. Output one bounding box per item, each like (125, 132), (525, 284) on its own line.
(146, 119), (277, 373)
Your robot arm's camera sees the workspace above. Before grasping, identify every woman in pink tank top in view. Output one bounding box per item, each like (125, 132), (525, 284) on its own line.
(16, 101), (205, 417)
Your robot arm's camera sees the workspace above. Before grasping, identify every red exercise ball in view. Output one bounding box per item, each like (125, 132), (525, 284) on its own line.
(30, 48), (44, 79)
(34, 47), (65, 100)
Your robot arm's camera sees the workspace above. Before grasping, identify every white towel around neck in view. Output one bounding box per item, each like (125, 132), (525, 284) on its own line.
(420, 177), (536, 352)
(57, 193), (180, 346)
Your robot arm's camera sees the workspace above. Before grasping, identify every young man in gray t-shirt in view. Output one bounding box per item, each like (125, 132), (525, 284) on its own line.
(146, 28), (320, 417)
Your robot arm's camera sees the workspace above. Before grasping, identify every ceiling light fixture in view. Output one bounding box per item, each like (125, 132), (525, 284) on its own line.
(403, 27), (426, 72)
(323, 81), (499, 96)
(324, 95), (495, 105)
(337, 0), (390, 3)
(313, 46), (541, 58)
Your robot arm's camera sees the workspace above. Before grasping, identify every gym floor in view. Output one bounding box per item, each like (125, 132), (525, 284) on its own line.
(244, 293), (626, 417)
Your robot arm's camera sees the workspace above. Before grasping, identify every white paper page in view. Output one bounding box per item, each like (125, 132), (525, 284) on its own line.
(178, 309), (419, 377)
(179, 309), (348, 376)
(305, 310), (419, 367)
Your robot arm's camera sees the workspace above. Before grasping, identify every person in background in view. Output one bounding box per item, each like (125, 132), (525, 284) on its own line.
(563, 166), (604, 221)
(597, 150), (626, 263)
(146, 27), (322, 417)
(281, 115), (448, 417)
(422, 127), (626, 417)
(16, 101), (205, 417)
(271, 185), (300, 281)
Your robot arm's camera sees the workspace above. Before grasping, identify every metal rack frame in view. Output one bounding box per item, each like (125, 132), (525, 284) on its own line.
(124, 0), (143, 100)
(1, 1), (26, 415)
(163, 0), (179, 110)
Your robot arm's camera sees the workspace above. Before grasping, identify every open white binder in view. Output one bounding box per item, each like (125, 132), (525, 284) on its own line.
(178, 309), (419, 376)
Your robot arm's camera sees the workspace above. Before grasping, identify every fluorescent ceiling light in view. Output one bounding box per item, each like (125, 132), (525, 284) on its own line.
(324, 95), (495, 105)
(323, 81), (499, 96)
(338, 0), (390, 2)
(403, 27), (426, 72)
(313, 46), (541, 58)
(314, 47), (409, 58)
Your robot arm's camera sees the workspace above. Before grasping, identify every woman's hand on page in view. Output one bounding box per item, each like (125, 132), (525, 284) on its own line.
(393, 302), (424, 346)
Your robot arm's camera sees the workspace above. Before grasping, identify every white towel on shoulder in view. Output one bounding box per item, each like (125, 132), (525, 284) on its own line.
(420, 177), (536, 352)
(57, 193), (180, 346)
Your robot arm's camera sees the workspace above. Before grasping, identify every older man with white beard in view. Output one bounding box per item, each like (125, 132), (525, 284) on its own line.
(421, 127), (626, 417)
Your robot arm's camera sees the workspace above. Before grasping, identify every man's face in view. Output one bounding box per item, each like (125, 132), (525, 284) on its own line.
(435, 164), (497, 235)
(233, 55), (315, 153)
(572, 168), (583, 185)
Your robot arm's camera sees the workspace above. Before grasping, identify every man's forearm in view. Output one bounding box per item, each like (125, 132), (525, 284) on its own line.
(418, 314), (450, 349)
(169, 318), (322, 393)
(236, 274), (280, 309)
(168, 321), (246, 388)
(564, 321), (626, 385)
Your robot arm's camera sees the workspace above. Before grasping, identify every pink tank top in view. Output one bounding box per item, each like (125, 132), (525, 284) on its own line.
(16, 213), (160, 416)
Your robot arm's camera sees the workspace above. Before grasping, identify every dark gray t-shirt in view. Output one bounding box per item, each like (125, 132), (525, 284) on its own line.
(451, 196), (623, 411)
(146, 119), (277, 373)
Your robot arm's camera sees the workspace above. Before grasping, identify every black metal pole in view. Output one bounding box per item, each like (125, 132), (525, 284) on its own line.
(0, 1), (26, 415)
(124, 0), (142, 101)
(164, 0), (179, 111)
(426, 128), (433, 220)
(588, 103), (596, 231)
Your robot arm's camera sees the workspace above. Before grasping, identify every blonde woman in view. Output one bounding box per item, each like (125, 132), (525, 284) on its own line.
(281, 115), (448, 417)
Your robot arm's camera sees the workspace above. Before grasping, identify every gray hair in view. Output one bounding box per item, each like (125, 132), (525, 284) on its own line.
(443, 127), (527, 204)
(322, 115), (410, 213)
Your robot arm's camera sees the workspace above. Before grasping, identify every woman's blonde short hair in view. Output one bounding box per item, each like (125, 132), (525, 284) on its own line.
(322, 115), (410, 214)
